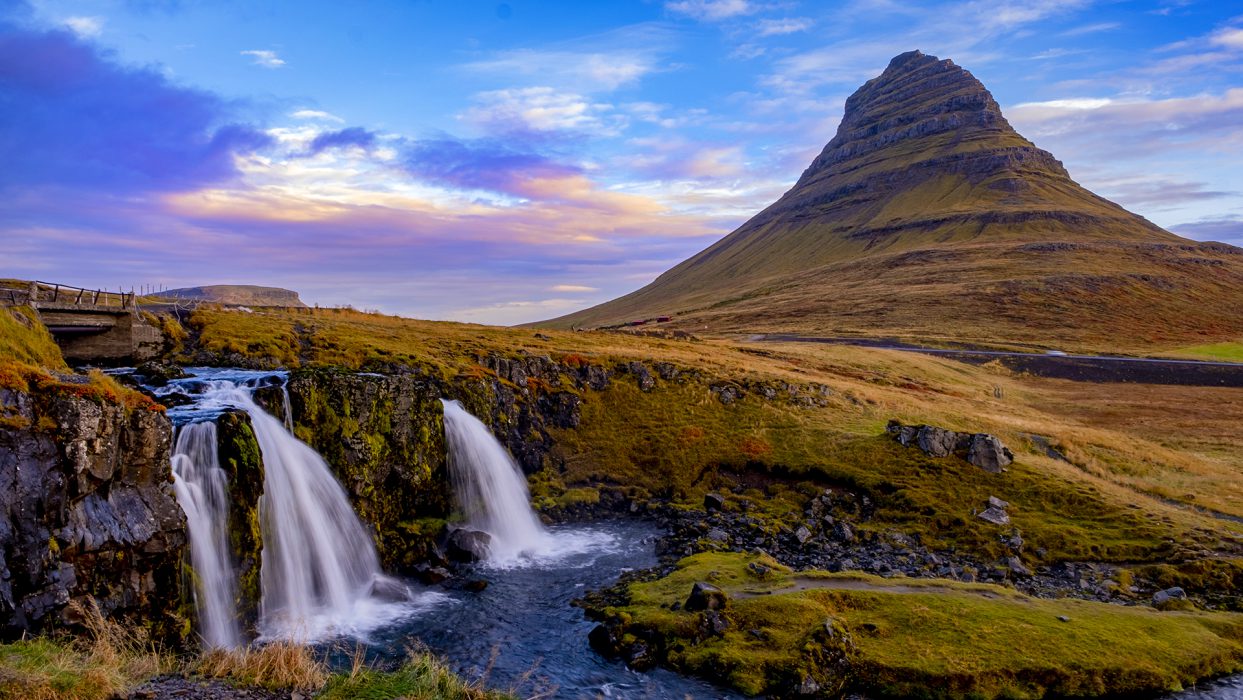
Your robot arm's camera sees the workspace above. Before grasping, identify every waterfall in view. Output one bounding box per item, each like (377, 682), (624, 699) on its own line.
(161, 370), (436, 646)
(238, 386), (400, 641)
(440, 399), (553, 564)
(171, 421), (241, 649)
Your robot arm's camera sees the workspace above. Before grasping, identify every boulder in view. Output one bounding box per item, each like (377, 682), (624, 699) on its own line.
(888, 420), (1014, 472)
(446, 529), (492, 563)
(685, 581), (729, 611)
(978, 497), (1011, 526)
(966, 434), (1014, 472)
(1006, 556), (1032, 577)
(1153, 587), (1189, 609)
(794, 525), (813, 545)
(915, 425), (960, 457)
(832, 521), (856, 543)
(703, 492), (726, 512)
(413, 564), (451, 585)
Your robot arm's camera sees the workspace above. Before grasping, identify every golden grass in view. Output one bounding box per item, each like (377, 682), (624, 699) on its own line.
(0, 306), (66, 370)
(194, 641), (329, 690)
(0, 600), (168, 700)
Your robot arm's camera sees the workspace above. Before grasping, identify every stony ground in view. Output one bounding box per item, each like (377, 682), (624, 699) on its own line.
(125, 676), (299, 700)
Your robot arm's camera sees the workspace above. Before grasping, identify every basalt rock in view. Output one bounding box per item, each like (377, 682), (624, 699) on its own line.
(0, 386), (186, 640)
(887, 420), (1013, 471)
(446, 529), (492, 563)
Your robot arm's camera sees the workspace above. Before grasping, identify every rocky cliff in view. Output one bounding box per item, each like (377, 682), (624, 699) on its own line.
(0, 384), (187, 640)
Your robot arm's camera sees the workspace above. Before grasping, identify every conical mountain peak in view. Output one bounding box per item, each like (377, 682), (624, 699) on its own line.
(539, 52), (1243, 350)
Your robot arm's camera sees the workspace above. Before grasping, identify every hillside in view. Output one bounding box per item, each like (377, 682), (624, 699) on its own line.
(153, 284), (306, 307)
(539, 51), (1243, 352)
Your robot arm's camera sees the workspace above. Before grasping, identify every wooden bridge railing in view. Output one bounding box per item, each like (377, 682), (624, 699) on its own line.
(26, 281), (135, 309)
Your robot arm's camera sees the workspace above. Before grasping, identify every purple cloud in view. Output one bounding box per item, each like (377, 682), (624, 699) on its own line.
(0, 21), (269, 194)
(403, 136), (580, 196)
(307, 126), (376, 154)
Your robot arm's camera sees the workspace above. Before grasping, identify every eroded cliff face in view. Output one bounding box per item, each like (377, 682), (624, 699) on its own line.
(0, 387), (186, 640)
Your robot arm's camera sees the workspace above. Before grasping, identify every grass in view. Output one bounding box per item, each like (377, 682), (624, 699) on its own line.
(182, 307), (1243, 566)
(600, 552), (1243, 699)
(194, 641), (328, 690)
(1173, 341), (1243, 362)
(319, 650), (515, 700)
(2, 629), (511, 700)
(0, 306), (67, 370)
(0, 600), (168, 700)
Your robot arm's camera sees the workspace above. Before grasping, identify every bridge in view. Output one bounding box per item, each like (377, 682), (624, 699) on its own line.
(3, 281), (162, 364)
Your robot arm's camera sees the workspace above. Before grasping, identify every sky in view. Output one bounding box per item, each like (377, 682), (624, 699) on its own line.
(1, 0), (1241, 325)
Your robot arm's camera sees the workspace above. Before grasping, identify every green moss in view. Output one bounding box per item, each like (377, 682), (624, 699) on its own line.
(555, 487), (601, 508)
(600, 553), (1243, 699)
(216, 411), (264, 628)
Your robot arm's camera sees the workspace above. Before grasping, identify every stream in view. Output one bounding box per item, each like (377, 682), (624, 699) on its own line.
(362, 520), (738, 699)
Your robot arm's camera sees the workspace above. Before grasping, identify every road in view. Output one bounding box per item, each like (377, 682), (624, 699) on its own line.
(753, 335), (1243, 387)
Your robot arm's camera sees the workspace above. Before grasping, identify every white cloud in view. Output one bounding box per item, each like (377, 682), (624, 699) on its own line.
(1059, 21), (1120, 36)
(1209, 26), (1243, 50)
(757, 18), (813, 37)
(465, 51), (655, 92)
(291, 109), (344, 123)
(459, 24), (673, 93)
(241, 49), (286, 69)
(461, 87), (623, 134)
(63, 16), (103, 37)
(666, 0), (755, 21)
(550, 284), (599, 292)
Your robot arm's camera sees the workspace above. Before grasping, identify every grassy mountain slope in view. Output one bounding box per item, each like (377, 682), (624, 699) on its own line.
(538, 51), (1243, 351)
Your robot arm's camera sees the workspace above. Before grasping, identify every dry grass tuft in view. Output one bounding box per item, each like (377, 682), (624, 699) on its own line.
(0, 598), (168, 700)
(194, 640), (329, 691)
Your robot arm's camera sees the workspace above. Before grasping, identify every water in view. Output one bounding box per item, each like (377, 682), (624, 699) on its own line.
(367, 520), (741, 699)
(160, 369), (442, 645)
(170, 421), (241, 649)
(442, 399), (609, 566)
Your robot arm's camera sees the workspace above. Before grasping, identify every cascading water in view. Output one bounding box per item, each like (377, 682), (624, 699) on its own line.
(170, 421), (241, 649)
(441, 399), (551, 563)
(160, 369), (440, 646)
(440, 399), (613, 566)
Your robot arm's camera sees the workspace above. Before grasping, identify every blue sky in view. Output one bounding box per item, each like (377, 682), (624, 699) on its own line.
(2, 0), (1241, 324)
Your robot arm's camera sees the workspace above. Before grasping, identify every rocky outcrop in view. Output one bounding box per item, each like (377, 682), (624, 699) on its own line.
(215, 410), (264, 631)
(887, 420), (1013, 472)
(283, 354), (844, 572)
(0, 386), (186, 640)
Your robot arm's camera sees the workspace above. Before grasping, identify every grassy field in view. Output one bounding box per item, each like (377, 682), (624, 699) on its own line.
(183, 307), (1243, 567)
(599, 552), (1243, 699)
(1172, 341), (1243, 362)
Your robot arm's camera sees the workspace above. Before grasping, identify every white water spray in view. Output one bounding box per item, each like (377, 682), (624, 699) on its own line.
(171, 421), (241, 649)
(441, 399), (614, 566)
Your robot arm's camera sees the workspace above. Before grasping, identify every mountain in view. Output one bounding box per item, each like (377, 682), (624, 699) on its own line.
(152, 285), (306, 307)
(539, 51), (1243, 351)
